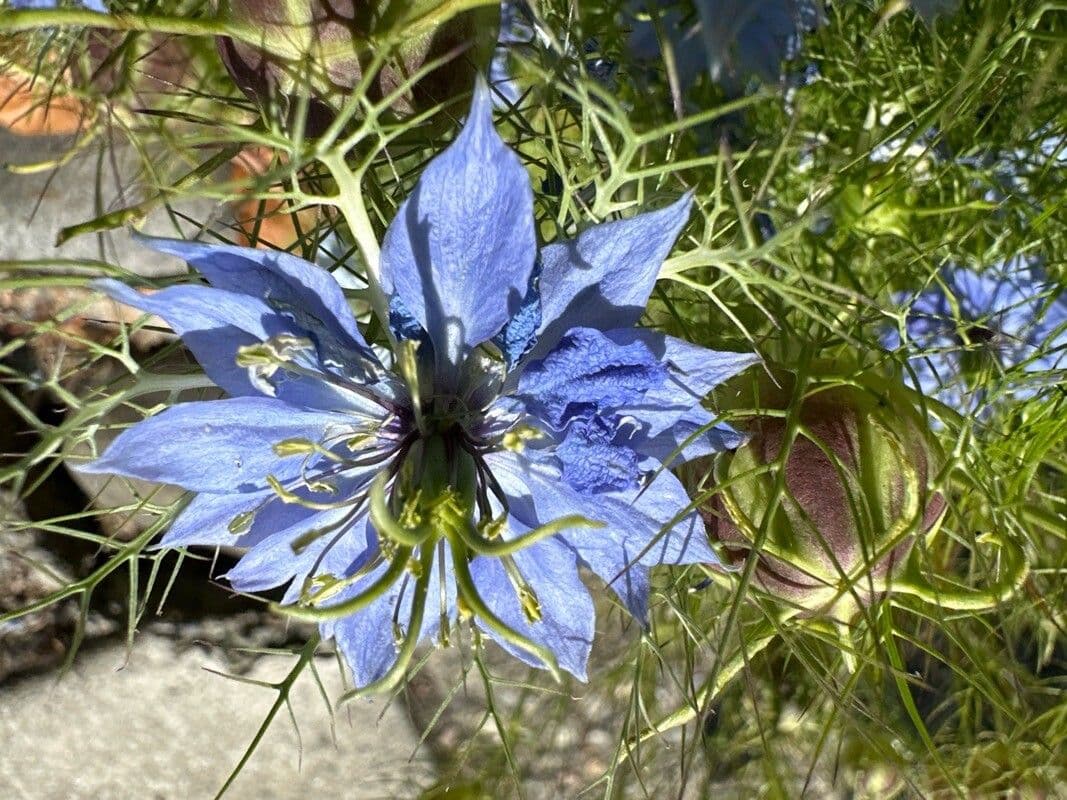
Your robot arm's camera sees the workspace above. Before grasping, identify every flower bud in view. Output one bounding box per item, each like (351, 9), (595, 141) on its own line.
(216, 0), (497, 135)
(703, 369), (946, 620)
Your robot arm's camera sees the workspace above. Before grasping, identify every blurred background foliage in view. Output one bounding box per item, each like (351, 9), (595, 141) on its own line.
(0, 0), (1064, 797)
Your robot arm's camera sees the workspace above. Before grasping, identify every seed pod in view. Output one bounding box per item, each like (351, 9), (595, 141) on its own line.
(703, 370), (946, 620)
(216, 0), (497, 135)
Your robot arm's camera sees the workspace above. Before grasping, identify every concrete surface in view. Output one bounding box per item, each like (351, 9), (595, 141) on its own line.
(0, 635), (432, 800)
(0, 128), (223, 274)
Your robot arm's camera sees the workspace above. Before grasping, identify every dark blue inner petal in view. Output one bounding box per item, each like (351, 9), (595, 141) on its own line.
(493, 256), (543, 369)
(517, 327), (668, 429)
(389, 292), (431, 345)
(556, 414), (640, 493)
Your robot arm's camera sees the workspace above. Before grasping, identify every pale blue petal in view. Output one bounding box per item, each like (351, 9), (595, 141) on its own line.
(492, 260), (542, 369)
(555, 414), (640, 493)
(388, 292), (428, 344)
(486, 450), (717, 620)
(631, 407), (747, 466)
(282, 516), (380, 609)
(157, 489), (273, 549)
(225, 505), (357, 593)
(134, 234), (374, 364)
(95, 279), (391, 414)
(94, 279), (287, 397)
(228, 501), (379, 604)
(469, 534), (594, 680)
(380, 80), (536, 366)
(601, 329), (759, 436)
(329, 547), (455, 687)
(532, 194), (692, 358)
(79, 397), (358, 493)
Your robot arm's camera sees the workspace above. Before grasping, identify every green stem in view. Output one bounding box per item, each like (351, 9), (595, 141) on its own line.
(213, 634), (321, 800)
(629, 616), (782, 750)
(318, 153), (391, 334)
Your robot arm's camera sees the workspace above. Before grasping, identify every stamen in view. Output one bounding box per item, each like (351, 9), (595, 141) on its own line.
(501, 423), (544, 452)
(227, 510), (256, 535)
(446, 536), (561, 682)
(369, 473), (432, 546)
(501, 556), (543, 623)
(266, 474), (355, 511)
(278, 547), (411, 621)
(273, 437), (346, 462)
(339, 545), (435, 702)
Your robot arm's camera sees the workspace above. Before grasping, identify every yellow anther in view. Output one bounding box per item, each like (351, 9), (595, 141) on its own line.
(502, 424), (545, 453)
(272, 438), (318, 457)
(519, 587), (543, 623)
(227, 510), (255, 535)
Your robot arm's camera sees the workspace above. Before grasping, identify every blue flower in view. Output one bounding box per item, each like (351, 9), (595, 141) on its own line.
(628, 0), (824, 90)
(82, 81), (757, 690)
(883, 261), (1067, 409)
(10, 0), (107, 10)
(489, 0), (534, 106)
(907, 0), (960, 23)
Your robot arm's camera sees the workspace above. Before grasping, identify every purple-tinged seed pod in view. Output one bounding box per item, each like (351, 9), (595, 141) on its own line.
(703, 370), (946, 621)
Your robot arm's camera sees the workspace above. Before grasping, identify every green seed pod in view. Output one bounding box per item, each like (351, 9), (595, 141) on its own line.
(216, 0), (498, 134)
(703, 367), (946, 621)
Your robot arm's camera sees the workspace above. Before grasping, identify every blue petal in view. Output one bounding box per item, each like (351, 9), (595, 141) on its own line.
(489, 0), (532, 106)
(388, 292), (429, 344)
(326, 561), (398, 684)
(135, 234), (375, 366)
(555, 414), (640, 493)
(626, 5), (707, 89)
(492, 258), (542, 369)
(94, 279), (292, 398)
(94, 279), (388, 413)
(486, 450), (718, 620)
(79, 397), (358, 493)
(380, 79), (537, 367)
(517, 327), (667, 429)
(157, 489), (273, 549)
(469, 534), (594, 680)
(601, 329), (759, 436)
(631, 406), (747, 466)
(532, 194), (692, 359)
(694, 0), (823, 83)
(225, 505), (358, 593)
(329, 547), (456, 687)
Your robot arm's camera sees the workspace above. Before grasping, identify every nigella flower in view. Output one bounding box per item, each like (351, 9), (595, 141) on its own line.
(907, 0), (960, 23)
(83, 81), (757, 689)
(883, 261), (1067, 409)
(628, 0), (824, 91)
(10, 0), (106, 9)
(489, 0), (535, 106)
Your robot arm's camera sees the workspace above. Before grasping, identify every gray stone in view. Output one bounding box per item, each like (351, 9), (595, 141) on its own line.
(0, 129), (225, 389)
(0, 634), (432, 800)
(0, 128), (224, 273)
